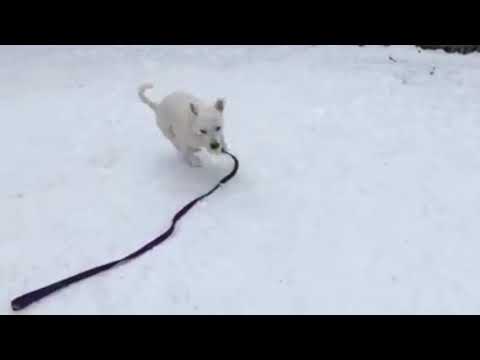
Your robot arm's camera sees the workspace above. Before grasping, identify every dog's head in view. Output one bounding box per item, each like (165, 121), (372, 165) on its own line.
(190, 98), (226, 154)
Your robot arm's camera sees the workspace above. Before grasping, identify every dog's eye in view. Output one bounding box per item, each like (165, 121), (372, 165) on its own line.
(200, 130), (207, 135)
(216, 126), (221, 131)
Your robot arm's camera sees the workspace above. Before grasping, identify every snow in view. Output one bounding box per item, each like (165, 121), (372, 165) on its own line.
(2, 45), (480, 315)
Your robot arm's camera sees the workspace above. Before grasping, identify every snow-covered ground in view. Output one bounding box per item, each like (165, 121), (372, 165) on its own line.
(2, 45), (480, 315)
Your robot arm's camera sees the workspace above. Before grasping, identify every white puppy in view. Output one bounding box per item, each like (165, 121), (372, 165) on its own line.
(138, 83), (229, 167)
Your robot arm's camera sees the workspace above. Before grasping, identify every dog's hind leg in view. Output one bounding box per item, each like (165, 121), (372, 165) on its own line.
(170, 139), (183, 153)
(155, 116), (175, 139)
(159, 124), (176, 142)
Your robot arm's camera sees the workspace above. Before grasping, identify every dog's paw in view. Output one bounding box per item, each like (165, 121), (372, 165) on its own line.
(185, 154), (203, 168)
(188, 158), (203, 168)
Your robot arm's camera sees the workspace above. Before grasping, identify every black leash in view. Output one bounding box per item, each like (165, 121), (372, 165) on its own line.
(11, 151), (239, 312)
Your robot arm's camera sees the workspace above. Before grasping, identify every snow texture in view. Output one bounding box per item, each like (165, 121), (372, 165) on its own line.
(2, 45), (480, 315)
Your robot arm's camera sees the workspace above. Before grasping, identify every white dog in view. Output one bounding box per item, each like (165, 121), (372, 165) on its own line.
(138, 83), (229, 167)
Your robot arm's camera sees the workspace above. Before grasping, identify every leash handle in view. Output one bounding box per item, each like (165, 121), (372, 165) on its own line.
(11, 151), (239, 312)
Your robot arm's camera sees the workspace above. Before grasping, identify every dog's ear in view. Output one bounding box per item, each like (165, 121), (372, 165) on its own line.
(190, 103), (199, 116)
(214, 98), (226, 113)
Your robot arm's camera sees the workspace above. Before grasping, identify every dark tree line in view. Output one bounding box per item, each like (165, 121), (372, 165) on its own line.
(358, 45), (480, 55)
(417, 45), (480, 54)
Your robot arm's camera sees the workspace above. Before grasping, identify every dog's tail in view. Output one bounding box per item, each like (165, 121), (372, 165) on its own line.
(138, 83), (157, 112)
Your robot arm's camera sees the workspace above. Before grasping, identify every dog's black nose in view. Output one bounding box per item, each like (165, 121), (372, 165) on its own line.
(210, 142), (220, 150)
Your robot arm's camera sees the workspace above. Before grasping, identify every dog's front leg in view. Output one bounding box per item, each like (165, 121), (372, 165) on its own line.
(183, 147), (202, 167)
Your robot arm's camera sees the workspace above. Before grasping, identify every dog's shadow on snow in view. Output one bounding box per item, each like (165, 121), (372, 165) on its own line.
(151, 151), (236, 195)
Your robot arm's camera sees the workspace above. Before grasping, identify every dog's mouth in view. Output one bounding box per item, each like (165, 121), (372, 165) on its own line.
(207, 146), (223, 155)
(208, 148), (223, 155)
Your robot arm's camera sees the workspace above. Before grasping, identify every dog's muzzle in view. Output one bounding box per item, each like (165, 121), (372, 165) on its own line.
(210, 142), (220, 151)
